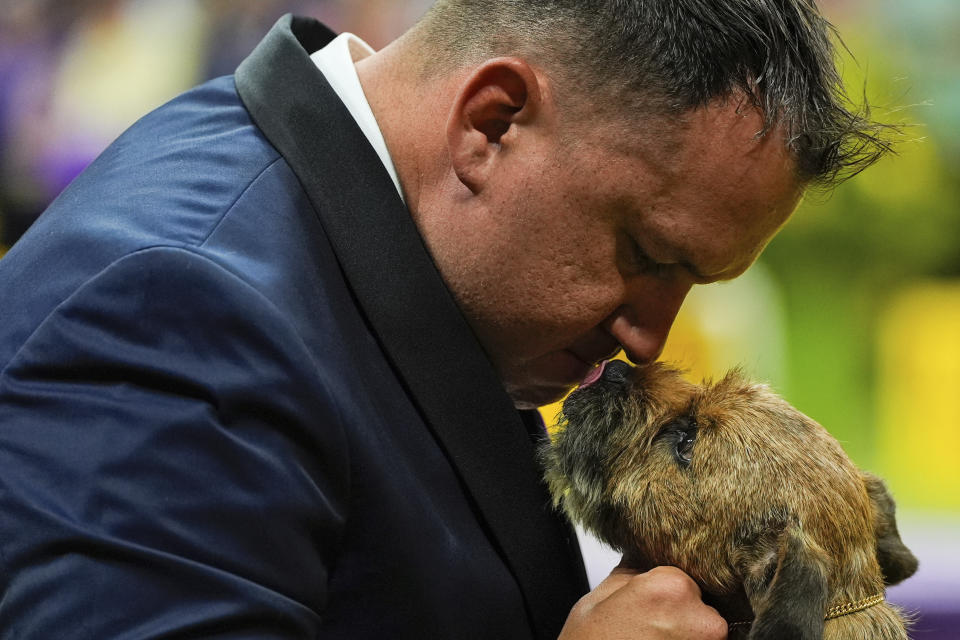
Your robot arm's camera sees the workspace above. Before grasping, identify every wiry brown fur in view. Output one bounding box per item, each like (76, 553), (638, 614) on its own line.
(542, 362), (917, 640)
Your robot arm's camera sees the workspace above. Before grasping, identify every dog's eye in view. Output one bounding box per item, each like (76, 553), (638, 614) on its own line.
(656, 418), (698, 467)
(676, 428), (698, 465)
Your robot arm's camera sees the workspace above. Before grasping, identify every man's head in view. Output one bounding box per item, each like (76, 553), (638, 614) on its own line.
(415, 0), (892, 185)
(358, 0), (894, 408)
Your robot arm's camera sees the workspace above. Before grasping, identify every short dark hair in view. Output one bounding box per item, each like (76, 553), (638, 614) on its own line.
(417, 0), (897, 186)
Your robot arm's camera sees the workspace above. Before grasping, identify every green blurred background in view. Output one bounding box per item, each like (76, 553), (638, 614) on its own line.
(1, 0), (957, 632)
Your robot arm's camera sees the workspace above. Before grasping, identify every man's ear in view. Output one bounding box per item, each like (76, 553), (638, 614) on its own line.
(862, 471), (918, 585)
(740, 520), (830, 640)
(446, 58), (544, 193)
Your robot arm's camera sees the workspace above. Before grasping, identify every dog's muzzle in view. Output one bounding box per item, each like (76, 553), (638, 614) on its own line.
(599, 359), (633, 384)
(579, 359), (633, 390)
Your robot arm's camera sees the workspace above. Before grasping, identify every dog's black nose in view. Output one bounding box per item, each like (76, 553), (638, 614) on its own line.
(601, 359), (633, 383)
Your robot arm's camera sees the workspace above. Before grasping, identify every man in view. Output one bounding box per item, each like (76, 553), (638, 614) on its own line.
(0, 1), (891, 638)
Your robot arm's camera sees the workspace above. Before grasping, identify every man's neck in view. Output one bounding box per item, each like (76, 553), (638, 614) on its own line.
(355, 37), (467, 224)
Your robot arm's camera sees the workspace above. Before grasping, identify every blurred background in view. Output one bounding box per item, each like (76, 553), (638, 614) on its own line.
(1, 0), (957, 635)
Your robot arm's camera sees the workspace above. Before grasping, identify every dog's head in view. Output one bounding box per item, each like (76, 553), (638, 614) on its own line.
(543, 360), (917, 636)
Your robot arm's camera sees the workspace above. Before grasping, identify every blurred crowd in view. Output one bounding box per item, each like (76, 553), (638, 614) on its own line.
(0, 0), (430, 247)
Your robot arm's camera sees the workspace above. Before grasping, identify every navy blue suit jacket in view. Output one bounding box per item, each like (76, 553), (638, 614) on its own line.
(0, 16), (587, 639)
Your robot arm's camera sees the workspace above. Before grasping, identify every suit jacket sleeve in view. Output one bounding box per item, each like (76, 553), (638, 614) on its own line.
(0, 246), (349, 637)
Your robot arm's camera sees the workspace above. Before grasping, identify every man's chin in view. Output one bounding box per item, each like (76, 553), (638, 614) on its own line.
(507, 387), (570, 410)
(504, 376), (583, 410)
(500, 350), (599, 409)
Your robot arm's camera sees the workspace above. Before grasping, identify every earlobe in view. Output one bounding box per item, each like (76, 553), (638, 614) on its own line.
(446, 58), (543, 193)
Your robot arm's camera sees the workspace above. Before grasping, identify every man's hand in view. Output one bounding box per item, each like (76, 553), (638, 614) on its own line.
(559, 565), (728, 639)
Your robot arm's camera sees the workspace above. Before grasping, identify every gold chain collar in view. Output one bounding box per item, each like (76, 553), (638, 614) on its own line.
(728, 592), (886, 631)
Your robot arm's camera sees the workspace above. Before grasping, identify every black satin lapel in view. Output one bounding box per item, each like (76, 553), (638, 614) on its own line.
(235, 15), (588, 638)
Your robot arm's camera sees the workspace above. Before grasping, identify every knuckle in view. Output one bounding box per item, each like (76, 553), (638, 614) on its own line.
(644, 566), (699, 596)
(702, 611), (729, 639)
(699, 605), (729, 639)
(710, 621), (730, 640)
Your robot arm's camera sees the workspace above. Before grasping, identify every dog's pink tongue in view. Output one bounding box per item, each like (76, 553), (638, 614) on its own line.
(579, 360), (609, 389)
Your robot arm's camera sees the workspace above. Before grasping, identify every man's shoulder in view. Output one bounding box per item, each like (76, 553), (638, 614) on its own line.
(0, 73), (359, 368)
(15, 75), (284, 256)
(88, 75), (285, 244)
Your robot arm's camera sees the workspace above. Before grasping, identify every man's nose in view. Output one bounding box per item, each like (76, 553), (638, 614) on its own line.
(602, 279), (692, 364)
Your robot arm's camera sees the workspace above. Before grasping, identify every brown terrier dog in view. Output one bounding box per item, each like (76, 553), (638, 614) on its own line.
(543, 360), (918, 640)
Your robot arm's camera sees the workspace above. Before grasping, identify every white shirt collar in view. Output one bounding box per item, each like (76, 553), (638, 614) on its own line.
(310, 33), (405, 204)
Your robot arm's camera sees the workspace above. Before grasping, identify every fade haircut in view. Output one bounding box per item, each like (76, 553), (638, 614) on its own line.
(416, 0), (896, 186)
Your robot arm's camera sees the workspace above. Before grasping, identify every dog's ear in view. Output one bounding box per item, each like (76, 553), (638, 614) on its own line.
(862, 471), (918, 585)
(740, 520), (829, 640)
